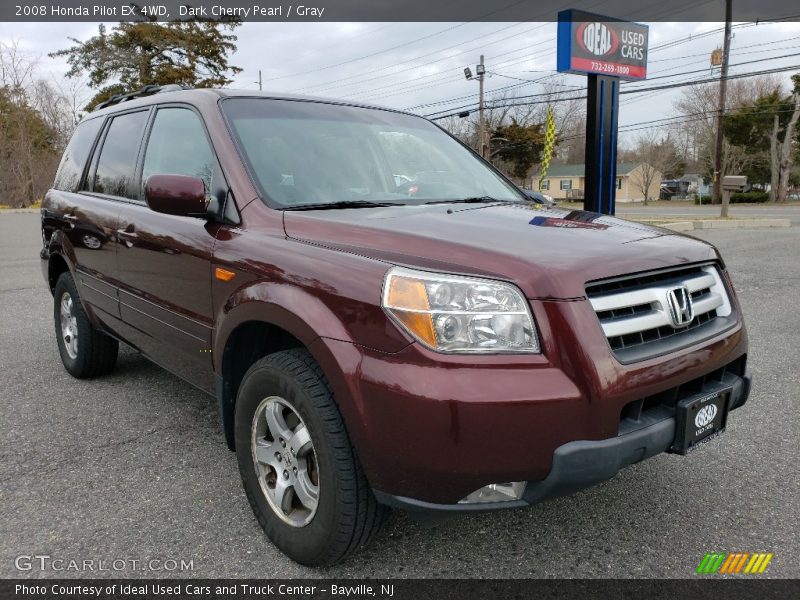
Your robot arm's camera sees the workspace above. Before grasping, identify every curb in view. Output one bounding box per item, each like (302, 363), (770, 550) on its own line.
(0, 208), (39, 214)
(652, 219), (792, 232)
(690, 218), (791, 229)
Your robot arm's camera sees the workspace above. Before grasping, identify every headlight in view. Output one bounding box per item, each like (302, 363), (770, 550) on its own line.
(381, 267), (539, 353)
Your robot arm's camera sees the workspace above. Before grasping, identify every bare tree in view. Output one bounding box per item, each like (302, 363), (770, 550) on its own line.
(776, 92), (800, 203)
(0, 40), (71, 207)
(462, 76), (586, 182)
(627, 129), (684, 205)
(672, 75), (784, 182)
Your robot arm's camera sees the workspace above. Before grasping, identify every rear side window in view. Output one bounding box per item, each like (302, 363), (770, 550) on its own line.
(92, 111), (149, 199)
(141, 108), (215, 195)
(53, 118), (103, 192)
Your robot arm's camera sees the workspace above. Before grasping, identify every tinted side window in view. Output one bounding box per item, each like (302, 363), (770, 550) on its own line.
(142, 108), (214, 196)
(53, 118), (103, 192)
(92, 111), (149, 198)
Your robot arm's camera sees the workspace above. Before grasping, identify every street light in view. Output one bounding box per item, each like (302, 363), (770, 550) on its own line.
(464, 56), (486, 158)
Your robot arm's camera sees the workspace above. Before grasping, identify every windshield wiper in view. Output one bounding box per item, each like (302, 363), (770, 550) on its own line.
(422, 196), (504, 205)
(283, 200), (401, 211)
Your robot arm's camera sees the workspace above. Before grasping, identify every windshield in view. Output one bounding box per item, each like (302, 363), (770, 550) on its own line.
(220, 98), (523, 209)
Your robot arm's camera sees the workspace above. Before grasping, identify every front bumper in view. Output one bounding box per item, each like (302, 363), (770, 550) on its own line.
(307, 296), (749, 507)
(374, 370), (751, 514)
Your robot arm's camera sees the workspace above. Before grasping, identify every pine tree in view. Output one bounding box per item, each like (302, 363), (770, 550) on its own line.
(50, 15), (242, 110)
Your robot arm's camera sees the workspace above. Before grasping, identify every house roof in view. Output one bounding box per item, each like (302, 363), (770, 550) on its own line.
(543, 162), (645, 178)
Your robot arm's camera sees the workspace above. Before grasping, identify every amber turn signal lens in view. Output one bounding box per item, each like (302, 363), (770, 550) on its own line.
(386, 276), (429, 311)
(385, 276), (437, 347)
(214, 267), (236, 282)
(392, 311), (437, 347)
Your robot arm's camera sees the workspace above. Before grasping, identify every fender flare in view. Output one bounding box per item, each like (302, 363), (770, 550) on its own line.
(213, 280), (355, 361)
(45, 233), (106, 328)
(213, 280), (357, 450)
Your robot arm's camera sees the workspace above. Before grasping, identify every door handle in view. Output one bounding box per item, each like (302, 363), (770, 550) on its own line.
(63, 214), (78, 228)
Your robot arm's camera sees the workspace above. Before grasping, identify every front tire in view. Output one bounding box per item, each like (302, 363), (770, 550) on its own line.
(53, 271), (118, 378)
(235, 349), (387, 566)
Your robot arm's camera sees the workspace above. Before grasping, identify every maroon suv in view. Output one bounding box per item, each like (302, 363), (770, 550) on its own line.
(41, 86), (750, 566)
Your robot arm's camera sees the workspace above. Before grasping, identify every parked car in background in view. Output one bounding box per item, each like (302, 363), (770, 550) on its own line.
(660, 179), (691, 200)
(41, 86), (751, 567)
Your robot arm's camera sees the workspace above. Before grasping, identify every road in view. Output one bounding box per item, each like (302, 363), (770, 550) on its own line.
(1, 212), (798, 578)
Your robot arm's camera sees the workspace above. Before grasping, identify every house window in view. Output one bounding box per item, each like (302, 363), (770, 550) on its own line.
(617, 178), (623, 190)
(560, 179), (572, 190)
(540, 179), (550, 190)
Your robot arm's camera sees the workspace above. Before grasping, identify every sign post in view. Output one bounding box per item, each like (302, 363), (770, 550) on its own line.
(557, 10), (649, 215)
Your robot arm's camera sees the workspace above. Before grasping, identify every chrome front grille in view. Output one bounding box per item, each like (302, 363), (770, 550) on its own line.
(586, 264), (734, 362)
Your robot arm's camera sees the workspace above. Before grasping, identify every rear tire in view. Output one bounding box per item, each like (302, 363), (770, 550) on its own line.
(53, 271), (118, 378)
(235, 348), (388, 566)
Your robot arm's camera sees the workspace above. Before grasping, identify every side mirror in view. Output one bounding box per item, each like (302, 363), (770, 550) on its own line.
(144, 174), (208, 218)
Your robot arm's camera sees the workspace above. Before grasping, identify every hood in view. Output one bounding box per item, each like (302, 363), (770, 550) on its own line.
(283, 203), (718, 299)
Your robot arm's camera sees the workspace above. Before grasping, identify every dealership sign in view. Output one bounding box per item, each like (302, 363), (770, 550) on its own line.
(557, 10), (649, 80)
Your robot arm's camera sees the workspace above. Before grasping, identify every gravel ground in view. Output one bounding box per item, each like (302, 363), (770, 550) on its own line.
(0, 212), (797, 579)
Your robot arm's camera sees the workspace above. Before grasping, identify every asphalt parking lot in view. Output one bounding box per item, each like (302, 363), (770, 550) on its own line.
(1, 211), (798, 578)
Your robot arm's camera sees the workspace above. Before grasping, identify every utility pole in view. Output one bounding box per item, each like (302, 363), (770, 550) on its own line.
(256, 70), (263, 91)
(464, 57), (487, 158)
(712, 0), (733, 205)
(478, 55), (486, 158)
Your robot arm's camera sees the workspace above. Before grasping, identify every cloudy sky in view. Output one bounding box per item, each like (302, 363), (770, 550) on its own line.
(2, 19), (799, 145)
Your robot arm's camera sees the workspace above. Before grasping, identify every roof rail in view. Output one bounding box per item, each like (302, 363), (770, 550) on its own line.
(94, 84), (188, 111)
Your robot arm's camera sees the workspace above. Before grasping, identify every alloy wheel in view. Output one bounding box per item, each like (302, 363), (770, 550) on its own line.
(59, 292), (79, 359)
(251, 396), (320, 527)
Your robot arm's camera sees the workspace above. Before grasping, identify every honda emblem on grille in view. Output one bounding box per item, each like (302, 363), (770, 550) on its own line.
(666, 286), (695, 328)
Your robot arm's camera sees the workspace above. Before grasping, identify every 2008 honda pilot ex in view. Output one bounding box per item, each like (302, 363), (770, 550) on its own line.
(41, 86), (751, 566)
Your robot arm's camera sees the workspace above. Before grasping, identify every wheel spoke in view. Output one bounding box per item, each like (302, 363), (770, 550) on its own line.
(293, 466), (319, 511)
(271, 477), (294, 515)
(60, 297), (71, 322)
(288, 425), (312, 458)
(254, 439), (279, 469)
(264, 401), (293, 442)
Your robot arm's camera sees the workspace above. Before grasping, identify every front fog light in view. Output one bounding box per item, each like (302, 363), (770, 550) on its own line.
(382, 267), (540, 354)
(459, 482), (527, 504)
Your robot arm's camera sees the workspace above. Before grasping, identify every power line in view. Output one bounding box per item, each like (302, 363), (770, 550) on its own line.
(424, 51), (800, 118)
(549, 106), (800, 145)
(396, 23), (800, 118)
(290, 0), (691, 97)
(275, 15), (800, 114)
(334, 37), (556, 102)
(296, 23), (553, 95)
(648, 35), (800, 63)
(426, 64), (800, 120)
(257, 0), (538, 85)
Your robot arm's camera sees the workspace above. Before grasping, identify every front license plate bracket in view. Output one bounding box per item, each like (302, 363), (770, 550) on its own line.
(671, 388), (731, 455)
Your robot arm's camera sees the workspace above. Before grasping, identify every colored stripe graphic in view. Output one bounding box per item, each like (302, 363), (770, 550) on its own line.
(696, 553), (712, 574)
(699, 552), (773, 574)
(719, 553), (736, 573)
(744, 553), (773, 574)
(758, 554), (774, 573)
(697, 553), (726, 574)
(734, 553), (750, 573)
